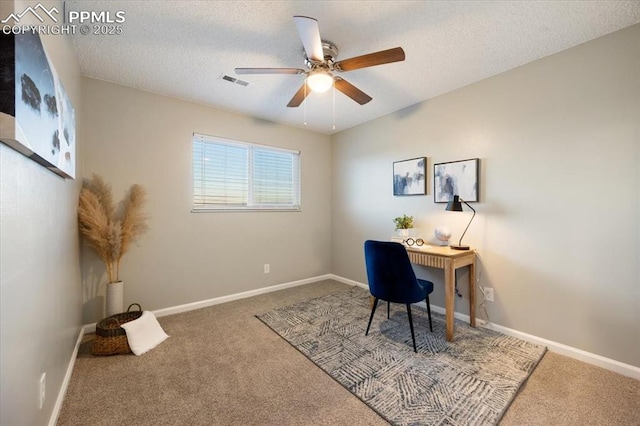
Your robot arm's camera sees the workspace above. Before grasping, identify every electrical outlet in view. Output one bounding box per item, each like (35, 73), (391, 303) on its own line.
(38, 373), (46, 410)
(264, 264), (270, 274)
(483, 287), (494, 302)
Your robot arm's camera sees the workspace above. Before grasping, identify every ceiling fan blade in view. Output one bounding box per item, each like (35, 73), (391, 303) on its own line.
(287, 82), (311, 108)
(334, 47), (405, 72)
(293, 16), (324, 62)
(235, 68), (305, 75)
(334, 77), (372, 105)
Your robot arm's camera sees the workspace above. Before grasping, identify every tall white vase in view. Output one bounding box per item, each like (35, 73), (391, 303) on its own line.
(106, 281), (124, 317)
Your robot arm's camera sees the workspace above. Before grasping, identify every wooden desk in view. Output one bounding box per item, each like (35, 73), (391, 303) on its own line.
(405, 245), (476, 341)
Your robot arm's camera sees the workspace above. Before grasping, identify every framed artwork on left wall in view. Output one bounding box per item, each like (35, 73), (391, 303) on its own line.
(0, 31), (76, 179)
(393, 157), (426, 196)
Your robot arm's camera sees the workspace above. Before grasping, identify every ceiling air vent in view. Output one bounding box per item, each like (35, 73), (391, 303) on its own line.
(221, 74), (249, 87)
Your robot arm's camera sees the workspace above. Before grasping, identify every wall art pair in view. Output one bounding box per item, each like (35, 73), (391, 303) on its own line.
(393, 157), (479, 202)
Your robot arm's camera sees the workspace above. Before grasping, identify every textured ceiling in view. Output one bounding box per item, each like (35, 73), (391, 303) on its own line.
(68, 1), (639, 134)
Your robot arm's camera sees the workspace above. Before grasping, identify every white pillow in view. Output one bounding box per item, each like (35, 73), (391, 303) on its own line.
(121, 311), (169, 355)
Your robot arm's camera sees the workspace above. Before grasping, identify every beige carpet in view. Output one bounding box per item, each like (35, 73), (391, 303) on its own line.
(58, 280), (639, 425)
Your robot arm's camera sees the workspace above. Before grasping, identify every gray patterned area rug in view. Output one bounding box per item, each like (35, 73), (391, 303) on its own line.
(256, 287), (546, 426)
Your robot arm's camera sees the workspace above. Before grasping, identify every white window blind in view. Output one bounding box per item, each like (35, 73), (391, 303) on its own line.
(193, 134), (300, 211)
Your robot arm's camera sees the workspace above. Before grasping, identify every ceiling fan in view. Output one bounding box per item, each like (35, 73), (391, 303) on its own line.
(235, 16), (405, 107)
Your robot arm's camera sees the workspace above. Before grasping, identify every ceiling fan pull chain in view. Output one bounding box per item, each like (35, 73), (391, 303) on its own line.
(332, 82), (336, 130)
(303, 78), (308, 126)
(304, 78), (307, 127)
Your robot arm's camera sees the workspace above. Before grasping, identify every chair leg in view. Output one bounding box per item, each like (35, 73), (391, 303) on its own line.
(406, 304), (417, 353)
(387, 301), (390, 319)
(426, 295), (433, 332)
(366, 298), (380, 335)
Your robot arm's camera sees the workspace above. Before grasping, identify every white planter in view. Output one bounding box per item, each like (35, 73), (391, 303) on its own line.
(106, 281), (124, 316)
(398, 229), (412, 237)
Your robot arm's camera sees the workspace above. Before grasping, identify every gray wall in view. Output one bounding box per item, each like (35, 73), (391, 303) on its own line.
(81, 78), (332, 324)
(2, 12), (635, 426)
(331, 24), (640, 367)
(0, 1), (83, 424)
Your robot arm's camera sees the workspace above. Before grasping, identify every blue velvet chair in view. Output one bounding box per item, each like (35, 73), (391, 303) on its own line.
(364, 240), (434, 352)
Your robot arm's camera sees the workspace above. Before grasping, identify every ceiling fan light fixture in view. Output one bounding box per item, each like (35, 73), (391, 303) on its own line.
(307, 70), (334, 93)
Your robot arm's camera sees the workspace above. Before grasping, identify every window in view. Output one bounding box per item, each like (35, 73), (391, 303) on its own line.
(192, 134), (300, 211)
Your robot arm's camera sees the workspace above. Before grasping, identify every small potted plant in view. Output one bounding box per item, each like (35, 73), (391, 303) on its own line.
(393, 214), (414, 237)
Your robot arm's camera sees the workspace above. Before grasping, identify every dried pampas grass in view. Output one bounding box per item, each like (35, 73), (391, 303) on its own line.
(78, 174), (148, 283)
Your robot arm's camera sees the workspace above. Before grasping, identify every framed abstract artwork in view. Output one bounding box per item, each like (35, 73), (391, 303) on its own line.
(0, 31), (76, 179)
(393, 157), (426, 196)
(434, 158), (479, 203)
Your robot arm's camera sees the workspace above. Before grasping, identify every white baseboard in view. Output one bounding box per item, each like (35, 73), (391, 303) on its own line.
(82, 274), (335, 333)
(152, 274), (334, 318)
(49, 327), (84, 426)
(330, 275), (640, 380)
(80, 273), (639, 380)
(329, 274), (368, 289)
(482, 321), (640, 379)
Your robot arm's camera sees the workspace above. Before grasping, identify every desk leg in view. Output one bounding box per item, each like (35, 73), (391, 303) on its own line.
(469, 261), (476, 328)
(445, 262), (455, 341)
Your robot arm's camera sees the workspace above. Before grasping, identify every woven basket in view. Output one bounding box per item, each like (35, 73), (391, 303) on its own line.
(92, 303), (142, 356)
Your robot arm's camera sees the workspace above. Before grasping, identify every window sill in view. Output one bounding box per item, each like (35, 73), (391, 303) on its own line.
(191, 208), (301, 213)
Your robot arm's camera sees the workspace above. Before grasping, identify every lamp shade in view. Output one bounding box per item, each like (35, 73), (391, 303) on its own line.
(445, 195), (463, 212)
(444, 195), (476, 250)
(307, 71), (334, 93)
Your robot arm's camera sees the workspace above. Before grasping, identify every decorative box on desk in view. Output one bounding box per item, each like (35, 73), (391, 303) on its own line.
(391, 238), (477, 342)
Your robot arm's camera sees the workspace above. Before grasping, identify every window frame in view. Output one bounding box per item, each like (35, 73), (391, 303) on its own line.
(191, 133), (301, 213)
